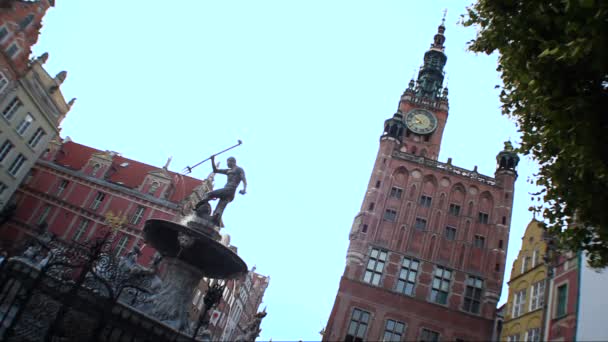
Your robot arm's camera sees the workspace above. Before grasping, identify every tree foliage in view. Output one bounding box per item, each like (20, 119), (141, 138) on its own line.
(463, 0), (608, 267)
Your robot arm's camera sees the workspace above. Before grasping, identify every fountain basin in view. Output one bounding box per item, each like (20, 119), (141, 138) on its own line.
(143, 219), (247, 279)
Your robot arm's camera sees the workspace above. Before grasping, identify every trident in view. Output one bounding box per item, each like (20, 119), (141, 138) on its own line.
(182, 140), (243, 175)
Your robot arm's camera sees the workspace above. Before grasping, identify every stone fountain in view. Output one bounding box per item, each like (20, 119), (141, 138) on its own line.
(138, 155), (249, 333)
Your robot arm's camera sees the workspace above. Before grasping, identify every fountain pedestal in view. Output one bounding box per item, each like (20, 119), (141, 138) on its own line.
(139, 218), (247, 332)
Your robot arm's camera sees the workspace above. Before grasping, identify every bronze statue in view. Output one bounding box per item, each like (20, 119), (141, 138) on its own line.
(194, 155), (247, 224)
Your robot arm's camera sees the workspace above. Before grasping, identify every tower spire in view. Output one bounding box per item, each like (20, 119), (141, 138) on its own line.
(413, 13), (448, 100)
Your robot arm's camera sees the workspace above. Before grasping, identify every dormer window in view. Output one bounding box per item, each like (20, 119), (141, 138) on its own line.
(148, 181), (160, 195)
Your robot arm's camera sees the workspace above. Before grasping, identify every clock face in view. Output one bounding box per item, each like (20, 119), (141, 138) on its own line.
(405, 109), (438, 135)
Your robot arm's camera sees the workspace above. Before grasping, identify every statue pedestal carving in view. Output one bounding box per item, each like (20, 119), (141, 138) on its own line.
(139, 219), (247, 332)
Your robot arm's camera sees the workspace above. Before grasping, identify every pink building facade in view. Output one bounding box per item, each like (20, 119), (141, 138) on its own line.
(324, 22), (519, 342)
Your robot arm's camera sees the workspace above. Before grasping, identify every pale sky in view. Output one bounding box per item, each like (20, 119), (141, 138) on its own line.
(33, 1), (539, 340)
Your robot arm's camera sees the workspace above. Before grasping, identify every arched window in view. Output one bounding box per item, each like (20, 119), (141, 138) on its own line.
(91, 163), (101, 176)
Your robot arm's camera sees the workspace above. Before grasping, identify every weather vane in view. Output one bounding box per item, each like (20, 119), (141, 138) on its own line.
(442, 8), (447, 25)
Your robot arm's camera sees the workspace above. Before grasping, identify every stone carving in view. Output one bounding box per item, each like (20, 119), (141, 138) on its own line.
(234, 308), (267, 342)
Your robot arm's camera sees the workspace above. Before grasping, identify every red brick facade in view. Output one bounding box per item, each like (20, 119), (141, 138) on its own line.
(0, 138), (204, 264)
(545, 253), (579, 341)
(324, 23), (517, 342)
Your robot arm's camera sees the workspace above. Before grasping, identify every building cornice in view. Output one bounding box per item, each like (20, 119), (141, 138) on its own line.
(37, 159), (182, 210)
(507, 264), (548, 285)
(391, 150), (497, 186)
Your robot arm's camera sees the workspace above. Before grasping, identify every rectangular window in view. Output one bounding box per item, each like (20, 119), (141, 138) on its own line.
(130, 205), (146, 225)
(56, 179), (69, 197)
(2, 97), (21, 121)
(419, 195), (432, 207)
(390, 187), (403, 199)
(449, 203), (461, 216)
(463, 276), (483, 314)
(530, 280), (545, 311)
(414, 218), (427, 231)
(513, 289), (527, 318)
(521, 255), (531, 273)
(72, 219), (90, 242)
(430, 266), (451, 305)
(532, 248), (540, 268)
(7, 153), (26, 176)
(0, 139), (14, 162)
(0, 182), (7, 196)
(28, 127), (45, 148)
(445, 226), (456, 240)
(384, 209), (397, 222)
(16, 113), (33, 136)
(556, 284), (567, 317)
(0, 26), (8, 42)
(474, 235), (485, 248)
(419, 328), (440, 342)
(478, 212), (489, 224)
(90, 192), (105, 210)
(363, 248), (387, 286)
(382, 319), (405, 342)
(115, 235), (130, 256)
(345, 308), (370, 342)
(0, 71), (8, 94)
(396, 257), (419, 296)
(6, 43), (19, 58)
(37, 205), (52, 225)
(507, 335), (520, 342)
(525, 328), (540, 342)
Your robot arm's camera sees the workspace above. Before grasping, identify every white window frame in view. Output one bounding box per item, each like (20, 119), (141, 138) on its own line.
(16, 113), (33, 136)
(28, 127), (45, 148)
(56, 179), (69, 196)
(382, 319), (406, 342)
(532, 248), (540, 267)
(0, 71), (8, 94)
(72, 219), (90, 242)
(114, 235), (130, 256)
(430, 266), (452, 305)
(525, 328), (540, 342)
(2, 97), (22, 121)
(7, 153), (26, 176)
(90, 192), (105, 210)
(37, 205), (52, 225)
(363, 248), (387, 286)
(5, 42), (20, 59)
(529, 280), (545, 311)
(0, 139), (14, 163)
(512, 289), (527, 318)
(130, 205), (146, 225)
(507, 335), (520, 342)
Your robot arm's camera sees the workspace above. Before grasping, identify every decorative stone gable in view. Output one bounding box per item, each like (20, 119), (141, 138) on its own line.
(85, 151), (114, 178)
(141, 169), (172, 198)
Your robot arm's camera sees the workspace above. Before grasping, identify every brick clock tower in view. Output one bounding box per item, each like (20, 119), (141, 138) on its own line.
(323, 22), (519, 342)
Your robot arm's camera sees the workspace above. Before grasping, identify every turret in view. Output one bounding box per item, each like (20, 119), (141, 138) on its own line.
(381, 111), (406, 143)
(496, 141), (520, 175)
